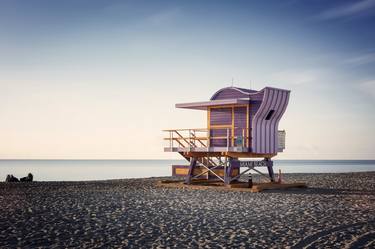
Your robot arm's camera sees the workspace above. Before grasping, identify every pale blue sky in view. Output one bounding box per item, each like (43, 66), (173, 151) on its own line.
(0, 0), (375, 159)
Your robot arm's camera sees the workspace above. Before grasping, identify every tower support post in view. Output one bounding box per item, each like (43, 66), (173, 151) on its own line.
(265, 158), (275, 182)
(225, 157), (238, 185)
(185, 157), (197, 184)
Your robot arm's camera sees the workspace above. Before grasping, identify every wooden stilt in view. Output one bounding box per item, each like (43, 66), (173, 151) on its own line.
(185, 157), (197, 184)
(224, 158), (236, 185)
(267, 158), (275, 182)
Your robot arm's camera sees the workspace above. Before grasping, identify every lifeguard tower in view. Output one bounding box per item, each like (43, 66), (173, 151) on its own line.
(163, 86), (290, 185)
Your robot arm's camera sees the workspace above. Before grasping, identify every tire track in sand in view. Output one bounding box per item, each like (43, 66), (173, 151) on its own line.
(291, 220), (375, 249)
(347, 231), (375, 249)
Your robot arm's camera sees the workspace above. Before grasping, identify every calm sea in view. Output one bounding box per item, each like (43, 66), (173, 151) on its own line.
(0, 160), (374, 182)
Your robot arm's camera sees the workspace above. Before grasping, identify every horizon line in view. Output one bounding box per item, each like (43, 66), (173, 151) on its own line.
(1, 158), (375, 161)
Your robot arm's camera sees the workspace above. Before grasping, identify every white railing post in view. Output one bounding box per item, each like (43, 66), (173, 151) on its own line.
(171, 131), (173, 148)
(193, 129), (196, 147)
(226, 128), (229, 150)
(189, 129), (191, 149)
(242, 128), (245, 147)
(207, 128), (210, 148)
(170, 131), (172, 148)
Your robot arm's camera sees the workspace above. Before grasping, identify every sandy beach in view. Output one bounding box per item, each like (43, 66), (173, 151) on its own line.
(0, 172), (374, 248)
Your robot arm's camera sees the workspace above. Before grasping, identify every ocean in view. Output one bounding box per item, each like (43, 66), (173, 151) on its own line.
(1, 160), (374, 182)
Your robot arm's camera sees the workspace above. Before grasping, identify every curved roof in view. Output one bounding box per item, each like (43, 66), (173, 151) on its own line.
(210, 87), (258, 100)
(210, 86), (290, 100)
(175, 86), (290, 110)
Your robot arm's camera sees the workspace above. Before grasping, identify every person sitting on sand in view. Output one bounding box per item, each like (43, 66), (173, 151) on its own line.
(20, 173), (33, 182)
(5, 174), (19, 182)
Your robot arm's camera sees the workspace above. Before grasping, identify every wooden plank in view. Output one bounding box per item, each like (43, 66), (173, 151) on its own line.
(164, 126), (244, 131)
(228, 182), (307, 191)
(209, 104), (249, 109)
(164, 137), (208, 140)
(209, 124), (232, 128)
(181, 151), (275, 158)
(228, 182), (249, 188)
(250, 182), (307, 192)
(163, 128), (208, 131)
(157, 181), (307, 193)
(164, 136), (246, 140)
(226, 152), (276, 158)
(183, 152), (224, 158)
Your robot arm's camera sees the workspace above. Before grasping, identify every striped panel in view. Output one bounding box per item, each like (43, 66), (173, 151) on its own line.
(210, 108), (232, 125)
(251, 88), (290, 154)
(249, 101), (262, 130)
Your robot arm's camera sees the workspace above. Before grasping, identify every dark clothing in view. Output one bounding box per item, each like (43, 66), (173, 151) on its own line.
(6, 173), (33, 182)
(20, 173), (33, 182)
(5, 174), (19, 182)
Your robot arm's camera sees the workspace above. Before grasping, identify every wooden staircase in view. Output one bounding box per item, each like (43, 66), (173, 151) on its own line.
(172, 130), (220, 167)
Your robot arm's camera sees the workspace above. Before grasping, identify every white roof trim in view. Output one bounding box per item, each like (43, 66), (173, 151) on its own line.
(176, 98), (250, 110)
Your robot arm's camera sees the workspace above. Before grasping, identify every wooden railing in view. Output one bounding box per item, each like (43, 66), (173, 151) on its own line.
(164, 129), (286, 154)
(163, 127), (249, 150)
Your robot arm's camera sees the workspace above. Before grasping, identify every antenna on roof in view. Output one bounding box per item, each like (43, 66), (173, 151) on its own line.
(231, 78), (234, 87)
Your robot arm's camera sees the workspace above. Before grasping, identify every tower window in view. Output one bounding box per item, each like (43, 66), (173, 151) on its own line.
(265, 110), (275, 120)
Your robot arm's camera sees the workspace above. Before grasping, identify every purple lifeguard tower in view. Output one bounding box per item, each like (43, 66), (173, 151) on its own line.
(164, 86), (290, 185)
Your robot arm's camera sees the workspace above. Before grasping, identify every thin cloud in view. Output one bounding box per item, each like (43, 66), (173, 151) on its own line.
(359, 80), (375, 99)
(316, 0), (375, 20)
(344, 52), (375, 65)
(147, 8), (181, 25)
(271, 69), (320, 85)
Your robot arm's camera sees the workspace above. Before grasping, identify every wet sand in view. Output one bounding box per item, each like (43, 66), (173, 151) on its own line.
(0, 172), (374, 248)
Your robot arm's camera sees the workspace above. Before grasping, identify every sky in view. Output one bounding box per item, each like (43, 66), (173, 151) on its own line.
(0, 0), (375, 159)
